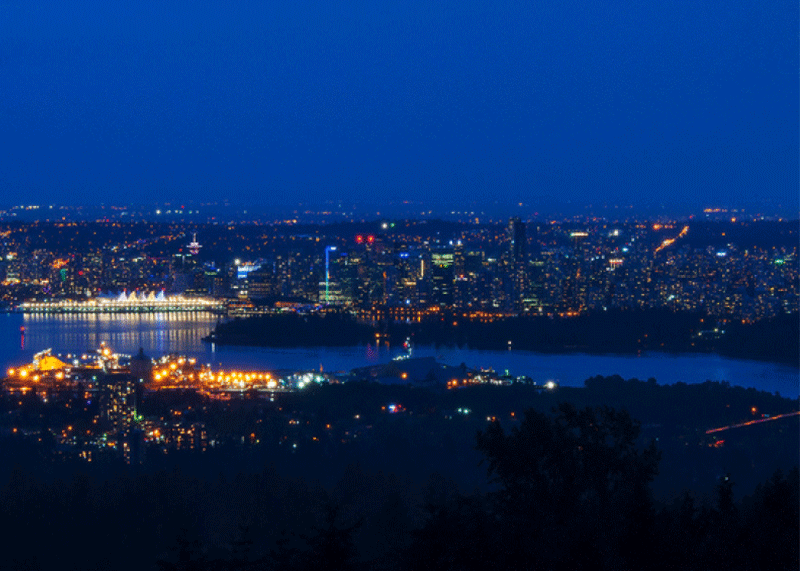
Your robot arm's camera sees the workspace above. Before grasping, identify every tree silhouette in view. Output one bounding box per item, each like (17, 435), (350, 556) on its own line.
(408, 494), (495, 571)
(744, 467), (799, 570)
(297, 504), (362, 571)
(475, 403), (661, 570)
(157, 527), (207, 571)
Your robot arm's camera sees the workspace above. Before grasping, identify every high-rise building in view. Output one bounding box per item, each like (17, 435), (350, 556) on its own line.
(507, 218), (528, 310)
(508, 218), (527, 264)
(248, 264), (278, 299)
(99, 373), (140, 435)
(431, 250), (454, 307)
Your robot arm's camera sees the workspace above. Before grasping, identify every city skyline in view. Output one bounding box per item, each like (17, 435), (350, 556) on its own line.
(0, 4), (797, 568)
(1, 215), (796, 325)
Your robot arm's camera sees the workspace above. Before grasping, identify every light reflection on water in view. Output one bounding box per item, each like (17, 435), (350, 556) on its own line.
(1, 313), (798, 397)
(8, 312), (216, 362)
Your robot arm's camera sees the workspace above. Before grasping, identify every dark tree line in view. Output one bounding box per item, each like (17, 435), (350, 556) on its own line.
(416, 405), (798, 571)
(1, 403), (797, 570)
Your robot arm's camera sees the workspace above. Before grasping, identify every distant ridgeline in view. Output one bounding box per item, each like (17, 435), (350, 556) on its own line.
(205, 309), (799, 365)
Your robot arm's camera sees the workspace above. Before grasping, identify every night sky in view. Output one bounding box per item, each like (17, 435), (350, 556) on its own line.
(1, 1), (797, 212)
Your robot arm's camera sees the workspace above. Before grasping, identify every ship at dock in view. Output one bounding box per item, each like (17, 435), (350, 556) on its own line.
(13, 291), (226, 314)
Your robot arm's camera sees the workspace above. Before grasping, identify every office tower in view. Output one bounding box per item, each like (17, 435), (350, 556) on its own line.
(248, 264), (278, 299)
(509, 218), (527, 264)
(431, 249), (454, 307)
(99, 373), (139, 435)
(508, 218), (528, 310)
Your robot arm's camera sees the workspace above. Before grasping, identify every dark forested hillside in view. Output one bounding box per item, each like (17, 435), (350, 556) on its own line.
(0, 377), (797, 570)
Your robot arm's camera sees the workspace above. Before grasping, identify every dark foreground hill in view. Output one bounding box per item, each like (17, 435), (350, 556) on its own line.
(0, 376), (797, 570)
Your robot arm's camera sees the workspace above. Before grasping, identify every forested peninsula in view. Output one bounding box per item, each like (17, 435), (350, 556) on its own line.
(205, 310), (800, 365)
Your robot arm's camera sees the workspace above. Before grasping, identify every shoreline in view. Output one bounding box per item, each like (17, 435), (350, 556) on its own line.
(202, 336), (800, 370)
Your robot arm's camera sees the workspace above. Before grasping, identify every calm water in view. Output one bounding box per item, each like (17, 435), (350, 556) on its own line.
(1, 313), (797, 397)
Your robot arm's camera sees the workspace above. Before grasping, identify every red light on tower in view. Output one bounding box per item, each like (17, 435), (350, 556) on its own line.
(355, 235), (364, 244)
(367, 235), (375, 244)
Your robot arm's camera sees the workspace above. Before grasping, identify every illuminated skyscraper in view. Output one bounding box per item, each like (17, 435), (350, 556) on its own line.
(431, 250), (454, 306)
(99, 373), (139, 434)
(507, 218), (528, 310)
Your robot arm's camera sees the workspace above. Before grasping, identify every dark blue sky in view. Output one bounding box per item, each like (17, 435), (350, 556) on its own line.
(1, 1), (797, 212)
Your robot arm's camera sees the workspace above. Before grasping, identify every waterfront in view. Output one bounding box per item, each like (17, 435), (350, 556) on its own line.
(1, 313), (797, 397)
